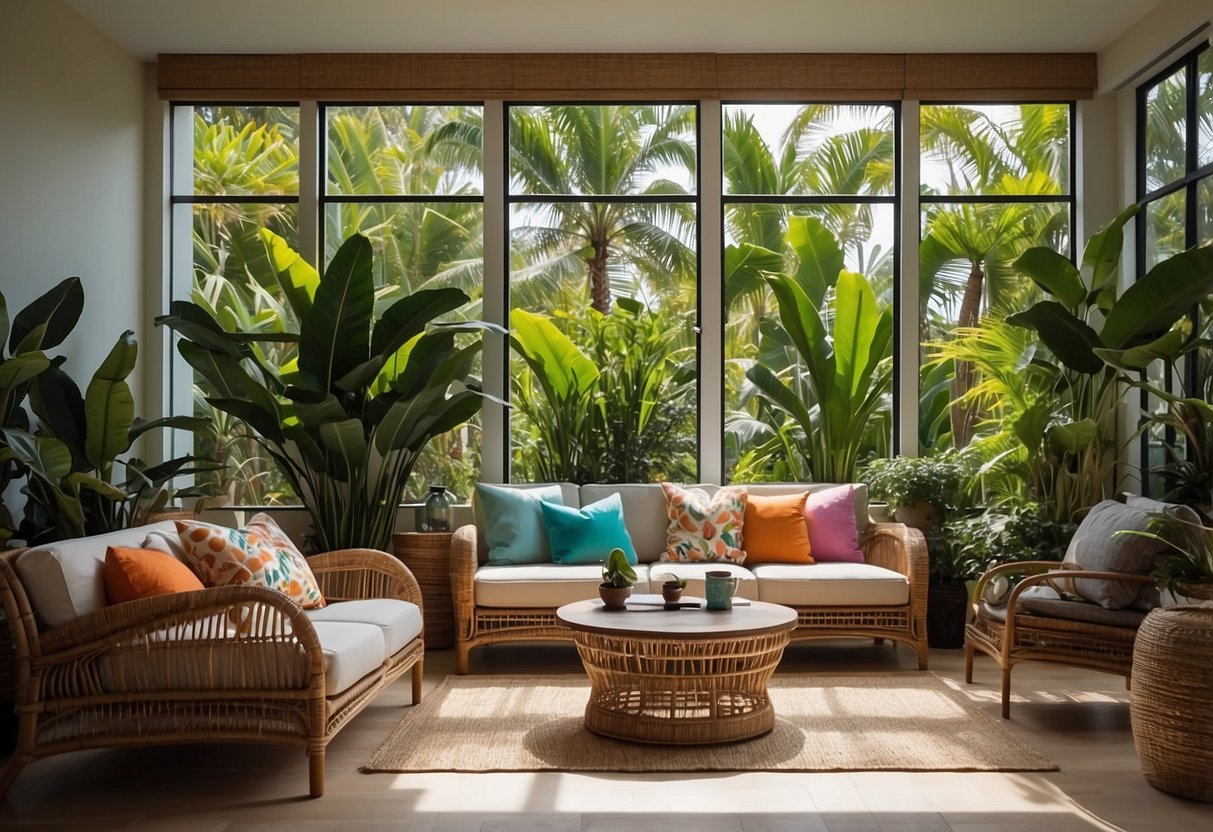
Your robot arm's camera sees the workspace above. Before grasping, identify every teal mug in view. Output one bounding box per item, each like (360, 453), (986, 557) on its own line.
(705, 570), (739, 610)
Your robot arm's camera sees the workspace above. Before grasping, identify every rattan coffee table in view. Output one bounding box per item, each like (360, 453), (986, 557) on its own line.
(556, 598), (797, 744)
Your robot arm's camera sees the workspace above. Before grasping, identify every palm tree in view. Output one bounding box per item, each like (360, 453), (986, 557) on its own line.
(920, 103), (1070, 446)
(506, 104), (698, 314)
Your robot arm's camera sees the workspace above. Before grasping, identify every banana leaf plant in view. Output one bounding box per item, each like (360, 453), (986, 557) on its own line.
(0, 277), (84, 541)
(746, 269), (894, 483)
(157, 232), (504, 552)
(1007, 205), (1213, 516)
(2, 330), (219, 545)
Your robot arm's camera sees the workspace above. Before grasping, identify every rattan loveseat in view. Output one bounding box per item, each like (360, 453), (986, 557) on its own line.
(451, 483), (928, 673)
(0, 521), (425, 799)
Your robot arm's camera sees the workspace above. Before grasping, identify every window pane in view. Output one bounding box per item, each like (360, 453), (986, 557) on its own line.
(1199, 48), (1212, 168)
(1144, 68), (1187, 192)
(325, 105), (483, 196)
(920, 104), (1070, 197)
(186, 203), (299, 505)
(723, 104), (895, 197)
(1200, 175), (1213, 246)
(1144, 190), (1187, 269)
(723, 206), (895, 481)
(508, 104), (697, 196)
(191, 105), (299, 196)
(508, 200), (698, 483)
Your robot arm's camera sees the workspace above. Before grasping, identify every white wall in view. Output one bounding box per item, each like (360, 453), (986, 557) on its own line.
(0, 0), (146, 394)
(1099, 0), (1212, 93)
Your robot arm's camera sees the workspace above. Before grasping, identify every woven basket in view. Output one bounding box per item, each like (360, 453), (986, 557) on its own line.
(1131, 605), (1213, 802)
(392, 532), (454, 648)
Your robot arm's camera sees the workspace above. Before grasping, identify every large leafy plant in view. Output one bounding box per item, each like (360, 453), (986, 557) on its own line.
(5, 331), (216, 544)
(157, 232), (501, 552)
(744, 268), (893, 483)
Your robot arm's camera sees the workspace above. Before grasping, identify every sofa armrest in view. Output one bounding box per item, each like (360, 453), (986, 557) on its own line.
(309, 548), (423, 610)
(970, 560), (1078, 612)
(863, 522), (928, 614)
(451, 524), (478, 640)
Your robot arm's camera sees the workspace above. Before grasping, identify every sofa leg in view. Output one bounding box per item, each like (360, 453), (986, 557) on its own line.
(0, 754), (29, 800)
(308, 748), (325, 798)
(411, 659), (424, 704)
(916, 642), (929, 670)
(1000, 666), (1012, 719)
(964, 641), (975, 683)
(455, 642), (470, 675)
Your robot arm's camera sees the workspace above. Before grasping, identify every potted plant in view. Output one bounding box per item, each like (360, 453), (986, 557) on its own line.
(157, 232), (505, 552)
(923, 515), (987, 648)
(1119, 512), (1213, 602)
(862, 453), (967, 531)
(599, 547), (636, 611)
(661, 575), (687, 603)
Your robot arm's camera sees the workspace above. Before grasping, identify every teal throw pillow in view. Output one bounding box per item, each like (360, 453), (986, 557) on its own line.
(540, 492), (638, 566)
(475, 483), (564, 565)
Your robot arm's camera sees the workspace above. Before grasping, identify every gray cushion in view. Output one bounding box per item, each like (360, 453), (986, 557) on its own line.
(1123, 496), (1203, 610)
(1062, 500), (1169, 610)
(980, 585), (1144, 629)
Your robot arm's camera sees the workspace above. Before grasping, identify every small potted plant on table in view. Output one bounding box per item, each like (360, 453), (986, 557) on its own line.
(600, 548), (637, 611)
(661, 575), (688, 603)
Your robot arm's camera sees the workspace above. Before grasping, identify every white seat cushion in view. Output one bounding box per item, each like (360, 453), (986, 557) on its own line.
(306, 599), (422, 655)
(312, 621), (388, 695)
(647, 562), (759, 601)
(474, 563), (652, 608)
(15, 521), (179, 628)
(752, 563), (908, 606)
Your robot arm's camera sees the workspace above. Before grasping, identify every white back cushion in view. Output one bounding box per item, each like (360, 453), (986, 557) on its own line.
(15, 521), (179, 628)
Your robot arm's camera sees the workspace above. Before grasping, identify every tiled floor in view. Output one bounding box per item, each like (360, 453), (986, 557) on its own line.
(1, 640), (1210, 831)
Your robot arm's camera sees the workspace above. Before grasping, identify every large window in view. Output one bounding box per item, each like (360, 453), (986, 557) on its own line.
(722, 103), (897, 482)
(1137, 44), (1213, 493)
(505, 104), (699, 484)
(918, 103), (1073, 453)
(321, 104), (485, 499)
(171, 105), (300, 505)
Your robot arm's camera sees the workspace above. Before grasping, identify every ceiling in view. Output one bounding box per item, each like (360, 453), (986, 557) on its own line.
(64, 0), (1161, 60)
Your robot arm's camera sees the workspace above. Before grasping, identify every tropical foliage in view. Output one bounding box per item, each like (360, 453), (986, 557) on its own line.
(158, 233), (501, 552)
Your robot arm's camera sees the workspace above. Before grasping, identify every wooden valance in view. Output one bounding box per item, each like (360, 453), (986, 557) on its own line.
(157, 52), (1097, 102)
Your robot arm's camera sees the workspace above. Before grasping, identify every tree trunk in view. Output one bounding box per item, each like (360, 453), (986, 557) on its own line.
(949, 260), (985, 448)
(588, 241), (611, 314)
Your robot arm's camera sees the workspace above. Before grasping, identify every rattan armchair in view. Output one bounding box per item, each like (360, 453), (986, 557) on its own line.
(0, 547), (424, 799)
(965, 561), (1150, 718)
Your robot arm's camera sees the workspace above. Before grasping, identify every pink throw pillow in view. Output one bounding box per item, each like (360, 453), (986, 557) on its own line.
(803, 485), (864, 563)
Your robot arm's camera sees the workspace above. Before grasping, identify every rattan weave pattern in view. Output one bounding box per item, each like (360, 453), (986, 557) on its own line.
(1131, 605), (1213, 802)
(392, 532), (454, 648)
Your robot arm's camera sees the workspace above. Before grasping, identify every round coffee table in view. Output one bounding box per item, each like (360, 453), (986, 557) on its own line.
(556, 598), (797, 745)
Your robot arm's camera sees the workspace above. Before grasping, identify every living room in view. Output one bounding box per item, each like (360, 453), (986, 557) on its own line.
(2, 1), (1213, 830)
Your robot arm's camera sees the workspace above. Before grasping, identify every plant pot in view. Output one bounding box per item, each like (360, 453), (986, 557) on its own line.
(894, 501), (938, 531)
(661, 583), (684, 603)
(927, 579), (969, 649)
(599, 584), (631, 611)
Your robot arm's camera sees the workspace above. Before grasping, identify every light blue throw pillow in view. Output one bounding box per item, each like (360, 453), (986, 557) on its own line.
(475, 483), (564, 565)
(540, 492), (638, 566)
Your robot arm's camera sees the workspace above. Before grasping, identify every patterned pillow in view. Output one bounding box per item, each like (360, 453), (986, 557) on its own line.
(659, 483), (748, 564)
(174, 516), (326, 609)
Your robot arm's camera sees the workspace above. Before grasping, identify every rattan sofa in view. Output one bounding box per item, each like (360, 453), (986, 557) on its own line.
(451, 483), (928, 673)
(0, 521), (425, 799)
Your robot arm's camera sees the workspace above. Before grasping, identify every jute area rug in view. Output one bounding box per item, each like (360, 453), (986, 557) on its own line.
(363, 673), (1057, 774)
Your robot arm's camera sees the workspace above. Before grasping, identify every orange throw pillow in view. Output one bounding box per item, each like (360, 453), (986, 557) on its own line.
(104, 546), (204, 605)
(743, 492), (814, 564)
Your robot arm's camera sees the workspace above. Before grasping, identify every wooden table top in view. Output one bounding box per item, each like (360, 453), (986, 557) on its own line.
(556, 597), (798, 639)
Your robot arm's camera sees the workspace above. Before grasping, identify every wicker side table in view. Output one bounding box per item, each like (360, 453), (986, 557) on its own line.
(1131, 605), (1213, 802)
(392, 532), (455, 649)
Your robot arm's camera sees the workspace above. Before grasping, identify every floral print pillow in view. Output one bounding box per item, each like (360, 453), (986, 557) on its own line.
(660, 483), (748, 564)
(175, 516), (325, 609)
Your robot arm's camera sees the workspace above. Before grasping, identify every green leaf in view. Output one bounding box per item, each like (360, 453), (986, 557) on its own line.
(764, 274), (832, 384)
(1014, 247), (1085, 311)
(510, 308), (599, 401)
(65, 472), (127, 501)
(1047, 419), (1101, 454)
(129, 415), (212, 441)
(724, 242), (784, 309)
(1094, 329), (1189, 370)
(177, 341), (252, 399)
(371, 287), (469, 359)
(0, 352), (50, 399)
(84, 331), (137, 470)
(832, 270), (879, 396)
(319, 418), (368, 473)
(0, 292), (8, 353)
(2, 429), (72, 485)
(259, 228), (319, 319)
(787, 216), (844, 308)
(745, 363), (815, 430)
(290, 393), (348, 427)
(283, 423), (327, 475)
(1101, 245), (1213, 349)
(1012, 401), (1052, 453)
(206, 397), (284, 444)
(299, 233), (374, 392)
(29, 361), (87, 466)
(1007, 301), (1103, 374)
(155, 302), (242, 359)
(10, 276), (83, 353)
(1081, 204), (1137, 292)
